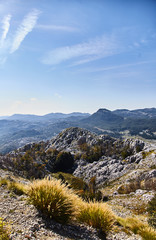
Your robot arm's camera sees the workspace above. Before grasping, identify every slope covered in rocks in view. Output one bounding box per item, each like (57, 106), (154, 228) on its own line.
(0, 127), (156, 239)
(0, 169), (146, 240)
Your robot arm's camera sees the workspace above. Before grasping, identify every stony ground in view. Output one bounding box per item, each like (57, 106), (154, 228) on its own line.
(0, 170), (143, 240)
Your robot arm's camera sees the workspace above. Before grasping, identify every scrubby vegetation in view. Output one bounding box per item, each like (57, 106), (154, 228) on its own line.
(0, 218), (10, 240)
(1, 175), (156, 239)
(53, 151), (74, 172)
(77, 201), (115, 235)
(0, 143), (75, 179)
(27, 178), (80, 223)
(78, 139), (134, 163)
(27, 178), (115, 234)
(0, 177), (26, 195)
(117, 216), (156, 240)
(118, 177), (156, 194)
(54, 173), (103, 201)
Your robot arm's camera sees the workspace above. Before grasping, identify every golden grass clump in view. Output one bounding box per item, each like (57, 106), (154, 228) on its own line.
(77, 201), (115, 234)
(27, 178), (80, 223)
(7, 181), (26, 195)
(0, 178), (8, 187)
(0, 218), (10, 240)
(117, 216), (156, 240)
(0, 177), (26, 195)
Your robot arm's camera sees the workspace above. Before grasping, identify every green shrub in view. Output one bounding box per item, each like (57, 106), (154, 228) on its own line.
(53, 172), (88, 191)
(27, 178), (80, 223)
(77, 201), (115, 235)
(54, 151), (74, 172)
(81, 176), (103, 202)
(0, 218), (10, 240)
(53, 173), (103, 202)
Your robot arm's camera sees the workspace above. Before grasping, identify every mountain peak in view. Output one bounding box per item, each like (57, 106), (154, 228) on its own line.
(97, 108), (111, 113)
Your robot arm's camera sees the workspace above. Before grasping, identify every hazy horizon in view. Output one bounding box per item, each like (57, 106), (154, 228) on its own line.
(0, 0), (156, 115)
(0, 106), (156, 117)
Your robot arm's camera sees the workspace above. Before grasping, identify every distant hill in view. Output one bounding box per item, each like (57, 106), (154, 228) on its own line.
(81, 108), (124, 129)
(79, 108), (156, 138)
(113, 108), (156, 119)
(6, 112), (90, 122)
(0, 108), (156, 153)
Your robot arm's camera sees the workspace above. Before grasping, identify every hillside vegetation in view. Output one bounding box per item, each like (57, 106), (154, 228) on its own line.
(0, 127), (156, 239)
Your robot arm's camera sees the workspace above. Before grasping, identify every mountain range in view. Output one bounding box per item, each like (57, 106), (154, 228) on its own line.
(0, 108), (156, 153)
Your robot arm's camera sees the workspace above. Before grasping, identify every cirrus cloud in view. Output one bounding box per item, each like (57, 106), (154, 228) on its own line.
(41, 35), (120, 66)
(10, 9), (41, 53)
(0, 14), (11, 48)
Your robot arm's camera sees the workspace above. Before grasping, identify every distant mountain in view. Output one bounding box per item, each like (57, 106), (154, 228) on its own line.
(113, 108), (156, 119)
(81, 108), (123, 128)
(8, 114), (42, 122)
(0, 116), (8, 120)
(78, 108), (156, 139)
(0, 108), (156, 154)
(6, 112), (90, 122)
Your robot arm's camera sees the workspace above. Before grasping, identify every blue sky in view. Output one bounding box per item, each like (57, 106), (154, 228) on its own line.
(0, 0), (156, 115)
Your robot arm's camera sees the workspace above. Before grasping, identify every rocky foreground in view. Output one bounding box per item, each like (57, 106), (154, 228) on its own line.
(0, 127), (156, 239)
(0, 169), (142, 240)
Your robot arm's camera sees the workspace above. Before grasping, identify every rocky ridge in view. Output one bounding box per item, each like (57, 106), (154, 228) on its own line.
(46, 127), (156, 186)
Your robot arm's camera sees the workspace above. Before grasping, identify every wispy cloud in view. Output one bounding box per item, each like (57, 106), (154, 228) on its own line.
(10, 9), (41, 53)
(0, 14), (11, 48)
(36, 24), (78, 32)
(41, 35), (120, 66)
(78, 60), (156, 73)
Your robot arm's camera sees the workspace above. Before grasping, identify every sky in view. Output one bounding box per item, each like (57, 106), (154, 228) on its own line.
(0, 0), (156, 116)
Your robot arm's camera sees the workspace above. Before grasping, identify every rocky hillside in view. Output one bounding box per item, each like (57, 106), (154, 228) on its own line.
(1, 127), (155, 187)
(0, 127), (156, 239)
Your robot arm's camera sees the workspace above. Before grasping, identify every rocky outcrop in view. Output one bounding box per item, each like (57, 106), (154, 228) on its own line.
(47, 127), (109, 153)
(1, 127), (155, 188)
(73, 157), (134, 185)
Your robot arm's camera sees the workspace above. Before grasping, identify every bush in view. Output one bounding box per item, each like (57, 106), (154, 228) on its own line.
(81, 176), (103, 202)
(54, 151), (74, 172)
(147, 194), (156, 228)
(53, 172), (88, 191)
(27, 178), (80, 223)
(0, 218), (10, 240)
(77, 201), (115, 235)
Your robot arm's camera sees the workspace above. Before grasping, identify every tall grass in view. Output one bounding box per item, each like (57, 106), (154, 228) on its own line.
(117, 216), (156, 240)
(77, 201), (115, 234)
(0, 178), (26, 195)
(0, 218), (10, 240)
(27, 178), (80, 223)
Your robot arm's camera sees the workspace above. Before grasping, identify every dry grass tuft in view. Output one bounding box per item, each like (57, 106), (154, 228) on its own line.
(27, 178), (81, 223)
(0, 177), (27, 195)
(0, 218), (10, 240)
(7, 181), (27, 195)
(117, 216), (156, 240)
(77, 201), (115, 234)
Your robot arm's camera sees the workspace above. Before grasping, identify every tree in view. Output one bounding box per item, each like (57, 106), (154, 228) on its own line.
(54, 151), (74, 172)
